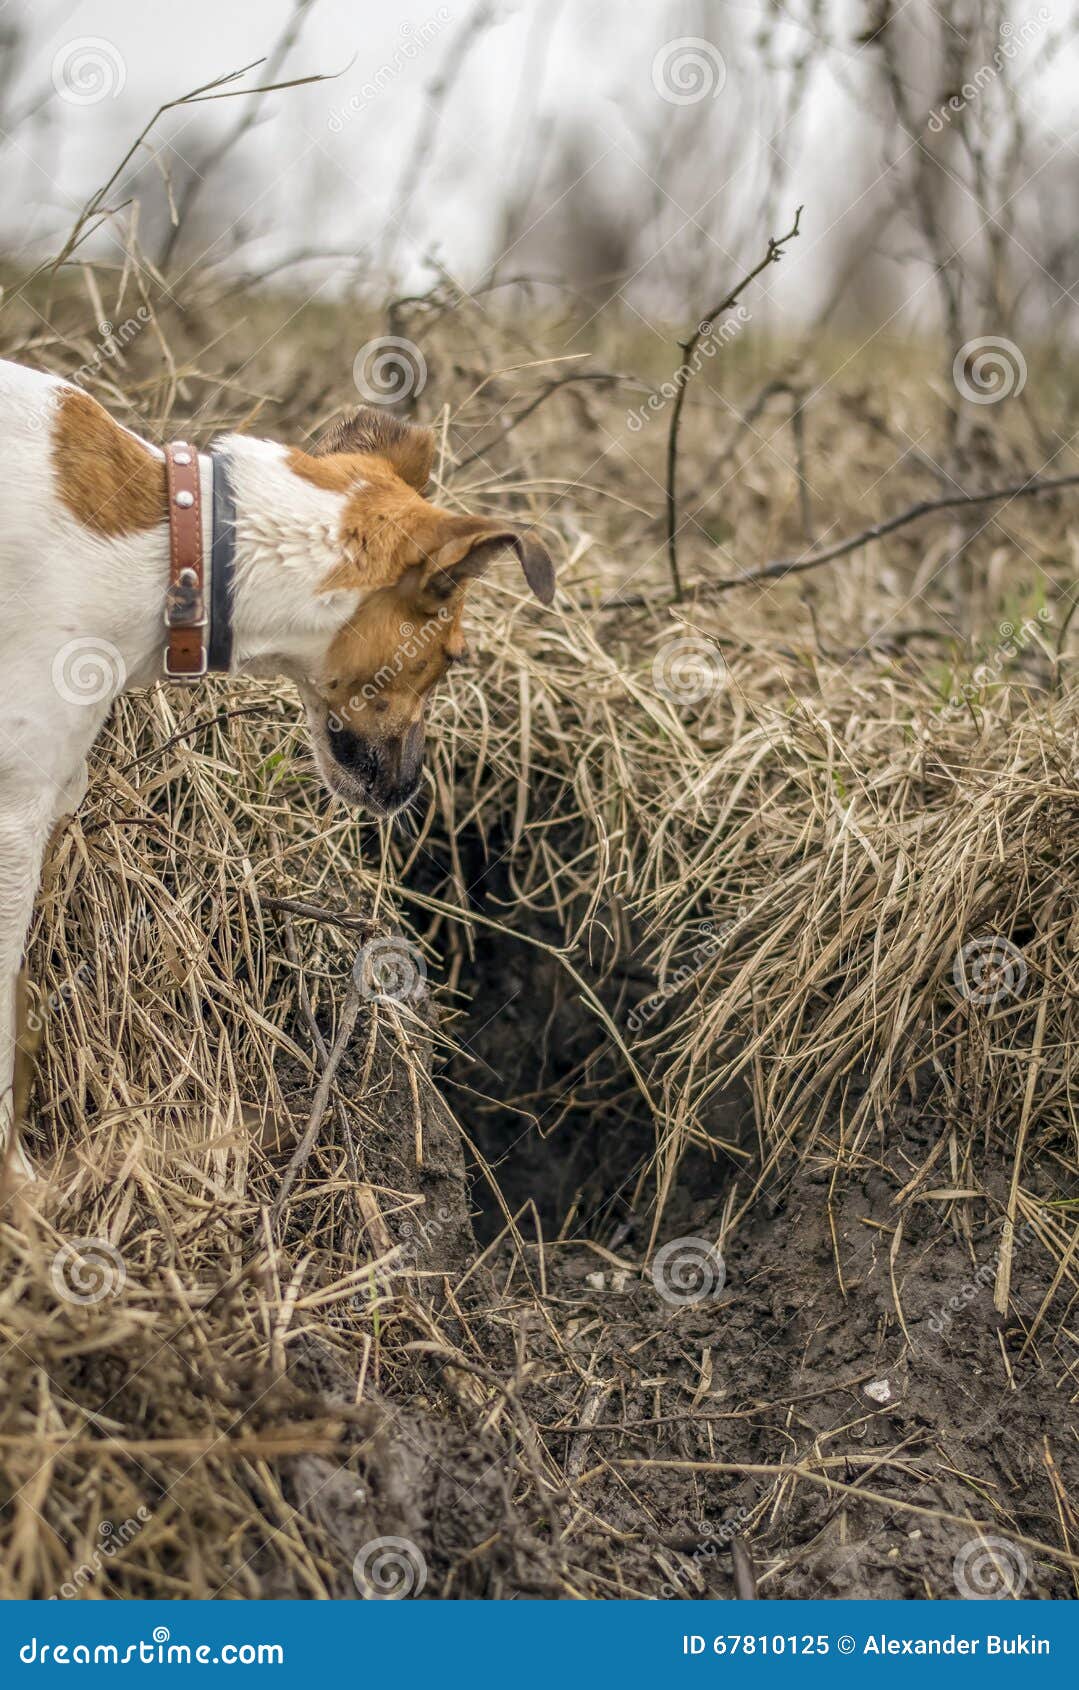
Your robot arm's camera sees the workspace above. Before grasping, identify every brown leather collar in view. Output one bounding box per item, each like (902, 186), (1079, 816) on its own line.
(163, 441), (207, 680)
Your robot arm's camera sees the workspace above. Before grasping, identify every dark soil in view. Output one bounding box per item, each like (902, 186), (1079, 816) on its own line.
(281, 920), (1078, 1601)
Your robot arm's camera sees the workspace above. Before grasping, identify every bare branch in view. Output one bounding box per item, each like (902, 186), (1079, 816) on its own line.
(665, 207), (803, 603)
(709, 472), (1079, 595)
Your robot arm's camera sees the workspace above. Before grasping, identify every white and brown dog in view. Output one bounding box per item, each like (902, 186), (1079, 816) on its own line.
(0, 357), (553, 1171)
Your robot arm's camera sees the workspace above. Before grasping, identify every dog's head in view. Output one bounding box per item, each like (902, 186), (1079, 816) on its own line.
(291, 407), (554, 816)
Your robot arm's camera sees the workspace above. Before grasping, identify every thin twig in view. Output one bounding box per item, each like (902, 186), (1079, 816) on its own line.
(730, 1536), (759, 1599)
(665, 207), (803, 602)
(272, 965), (363, 1216)
(710, 471), (1079, 594)
(261, 895), (378, 939)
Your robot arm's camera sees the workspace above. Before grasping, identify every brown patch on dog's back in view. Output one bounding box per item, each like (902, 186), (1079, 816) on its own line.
(52, 387), (165, 537)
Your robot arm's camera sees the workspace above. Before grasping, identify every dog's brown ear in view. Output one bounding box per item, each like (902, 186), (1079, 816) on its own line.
(431, 525), (555, 606)
(311, 406), (435, 491)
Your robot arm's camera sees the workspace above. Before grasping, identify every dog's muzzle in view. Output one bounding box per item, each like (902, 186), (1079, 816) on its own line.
(323, 716), (424, 815)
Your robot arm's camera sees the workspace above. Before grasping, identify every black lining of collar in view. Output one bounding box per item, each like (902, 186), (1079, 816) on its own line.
(207, 450), (236, 674)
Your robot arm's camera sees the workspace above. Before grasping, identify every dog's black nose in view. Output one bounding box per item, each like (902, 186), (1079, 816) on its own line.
(326, 719), (423, 813)
(327, 720), (378, 784)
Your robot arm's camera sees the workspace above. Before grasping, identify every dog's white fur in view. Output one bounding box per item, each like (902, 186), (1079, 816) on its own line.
(0, 359), (376, 1171)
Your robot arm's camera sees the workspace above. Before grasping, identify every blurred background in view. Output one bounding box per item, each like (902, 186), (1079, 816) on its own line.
(2, 0), (1077, 337)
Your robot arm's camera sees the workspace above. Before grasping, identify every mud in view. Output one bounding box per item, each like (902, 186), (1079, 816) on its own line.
(287, 942), (1077, 1601)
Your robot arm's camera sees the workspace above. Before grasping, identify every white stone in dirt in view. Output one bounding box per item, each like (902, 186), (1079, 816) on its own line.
(864, 1378), (893, 1404)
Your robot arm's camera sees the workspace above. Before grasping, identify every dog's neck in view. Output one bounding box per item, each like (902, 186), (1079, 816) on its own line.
(124, 435), (362, 689)
(213, 436), (361, 680)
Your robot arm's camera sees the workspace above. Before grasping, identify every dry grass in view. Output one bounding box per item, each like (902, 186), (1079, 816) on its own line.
(1, 261), (1078, 1599)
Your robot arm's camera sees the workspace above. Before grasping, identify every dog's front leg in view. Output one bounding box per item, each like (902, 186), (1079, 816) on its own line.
(0, 796), (56, 1176)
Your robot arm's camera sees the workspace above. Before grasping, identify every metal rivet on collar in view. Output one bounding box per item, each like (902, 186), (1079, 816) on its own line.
(173, 449), (192, 466)
(174, 489), (195, 508)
